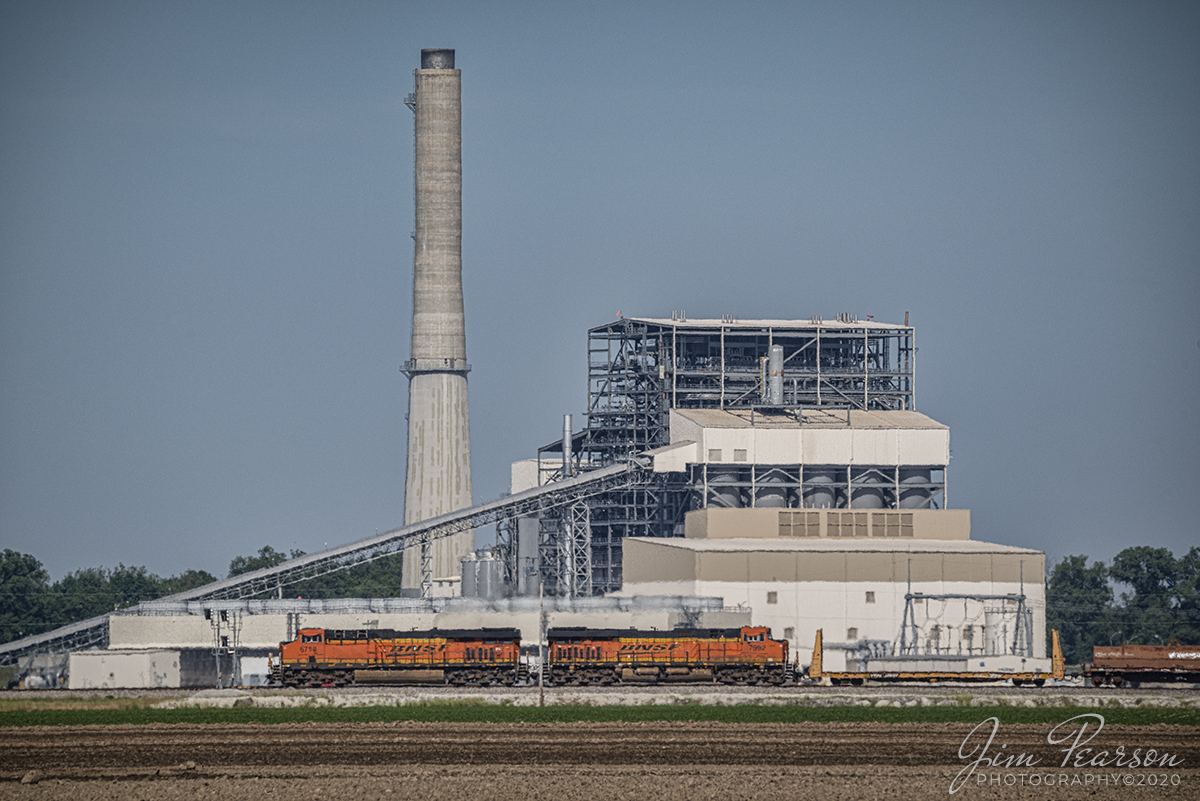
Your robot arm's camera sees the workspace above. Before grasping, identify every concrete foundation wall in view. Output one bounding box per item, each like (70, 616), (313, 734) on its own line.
(68, 650), (181, 690)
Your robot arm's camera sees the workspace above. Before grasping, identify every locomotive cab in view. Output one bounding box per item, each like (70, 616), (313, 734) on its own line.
(293, 628), (326, 665)
(741, 627), (769, 643)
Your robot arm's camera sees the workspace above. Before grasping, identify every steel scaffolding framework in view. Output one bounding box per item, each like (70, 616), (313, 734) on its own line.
(525, 316), (916, 597)
(530, 315), (920, 597)
(584, 316), (915, 464)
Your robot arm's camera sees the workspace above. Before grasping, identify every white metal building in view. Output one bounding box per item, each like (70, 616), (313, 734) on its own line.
(619, 507), (1046, 672)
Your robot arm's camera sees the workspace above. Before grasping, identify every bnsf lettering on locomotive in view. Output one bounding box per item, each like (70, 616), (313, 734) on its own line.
(376, 642), (448, 654)
(618, 643), (672, 655)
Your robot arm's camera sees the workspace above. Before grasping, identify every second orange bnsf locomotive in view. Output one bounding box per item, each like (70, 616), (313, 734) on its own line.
(547, 626), (789, 686)
(271, 627), (525, 687)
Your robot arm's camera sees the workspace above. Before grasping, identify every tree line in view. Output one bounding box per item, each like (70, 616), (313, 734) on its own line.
(0, 546), (405, 644)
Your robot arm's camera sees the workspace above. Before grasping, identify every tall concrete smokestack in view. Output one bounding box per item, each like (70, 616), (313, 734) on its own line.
(401, 48), (472, 593)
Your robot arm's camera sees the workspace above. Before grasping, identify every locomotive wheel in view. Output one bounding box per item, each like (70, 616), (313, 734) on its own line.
(1033, 679), (1046, 687)
(1111, 675), (1125, 688)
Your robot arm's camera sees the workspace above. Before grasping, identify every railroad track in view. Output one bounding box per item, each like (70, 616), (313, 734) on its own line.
(6, 682), (1200, 703)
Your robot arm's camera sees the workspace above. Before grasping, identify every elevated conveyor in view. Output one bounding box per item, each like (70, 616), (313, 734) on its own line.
(0, 460), (650, 668)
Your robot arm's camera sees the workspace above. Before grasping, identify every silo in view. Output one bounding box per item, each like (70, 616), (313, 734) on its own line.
(401, 48), (474, 592)
(850, 467), (887, 509)
(477, 553), (504, 600)
(754, 469), (789, 508)
(898, 468), (932, 509)
(460, 553), (478, 597)
(802, 467), (838, 509)
(461, 552), (504, 601)
(516, 516), (541, 595)
(707, 466), (744, 508)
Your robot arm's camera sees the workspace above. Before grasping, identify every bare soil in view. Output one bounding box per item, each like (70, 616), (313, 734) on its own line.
(2, 721), (1197, 800)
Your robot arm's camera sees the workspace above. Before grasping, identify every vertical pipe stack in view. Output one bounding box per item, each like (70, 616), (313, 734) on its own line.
(562, 414), (573, 478)
(767, 344), (784, 406)
(402, 48), (473, 593)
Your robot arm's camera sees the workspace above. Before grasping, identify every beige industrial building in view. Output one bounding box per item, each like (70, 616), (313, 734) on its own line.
(605, 402), (1047, 673)
(619, 507), (1045, 672)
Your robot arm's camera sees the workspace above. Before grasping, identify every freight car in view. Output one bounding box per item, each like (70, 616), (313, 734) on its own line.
(269, 627), (525, 687)
(545, 626), (789, 686)
(807, 629), (1065, 686)
(1087, 641), (1200, 687)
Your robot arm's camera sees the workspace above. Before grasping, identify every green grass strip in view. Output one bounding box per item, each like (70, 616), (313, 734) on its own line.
(1, 703), (1197, 727)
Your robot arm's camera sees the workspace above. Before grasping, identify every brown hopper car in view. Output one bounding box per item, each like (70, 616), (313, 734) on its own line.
(1089, 642), (1200, 687)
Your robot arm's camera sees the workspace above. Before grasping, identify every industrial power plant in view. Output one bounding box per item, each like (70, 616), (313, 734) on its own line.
(0, 49), (1048, 690)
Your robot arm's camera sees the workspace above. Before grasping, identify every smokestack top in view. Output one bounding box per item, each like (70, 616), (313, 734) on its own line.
(421, 49), (455, 69)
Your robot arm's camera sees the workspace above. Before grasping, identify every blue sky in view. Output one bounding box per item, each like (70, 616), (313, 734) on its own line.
(2, 1), (1197, 580)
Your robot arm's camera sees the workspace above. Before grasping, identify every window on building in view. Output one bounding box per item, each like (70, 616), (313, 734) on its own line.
(784, 627), (795, 640)
(865, 591), (875, 604)
(767, 591), (778, 604)
(733, 449), (747, 462)
(847, 627), (858, 640)
(708, 449), (723, 461)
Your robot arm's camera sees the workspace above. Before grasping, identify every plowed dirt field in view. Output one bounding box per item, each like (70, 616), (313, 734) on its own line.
(2, 721), (1198, 800)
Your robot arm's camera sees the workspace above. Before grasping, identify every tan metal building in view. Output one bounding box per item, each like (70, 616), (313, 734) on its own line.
(619, 507), (1045, 672)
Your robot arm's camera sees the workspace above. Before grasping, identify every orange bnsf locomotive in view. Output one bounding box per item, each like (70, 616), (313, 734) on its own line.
(270, 627), (525, 687)
(546, 626), (789, 686)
